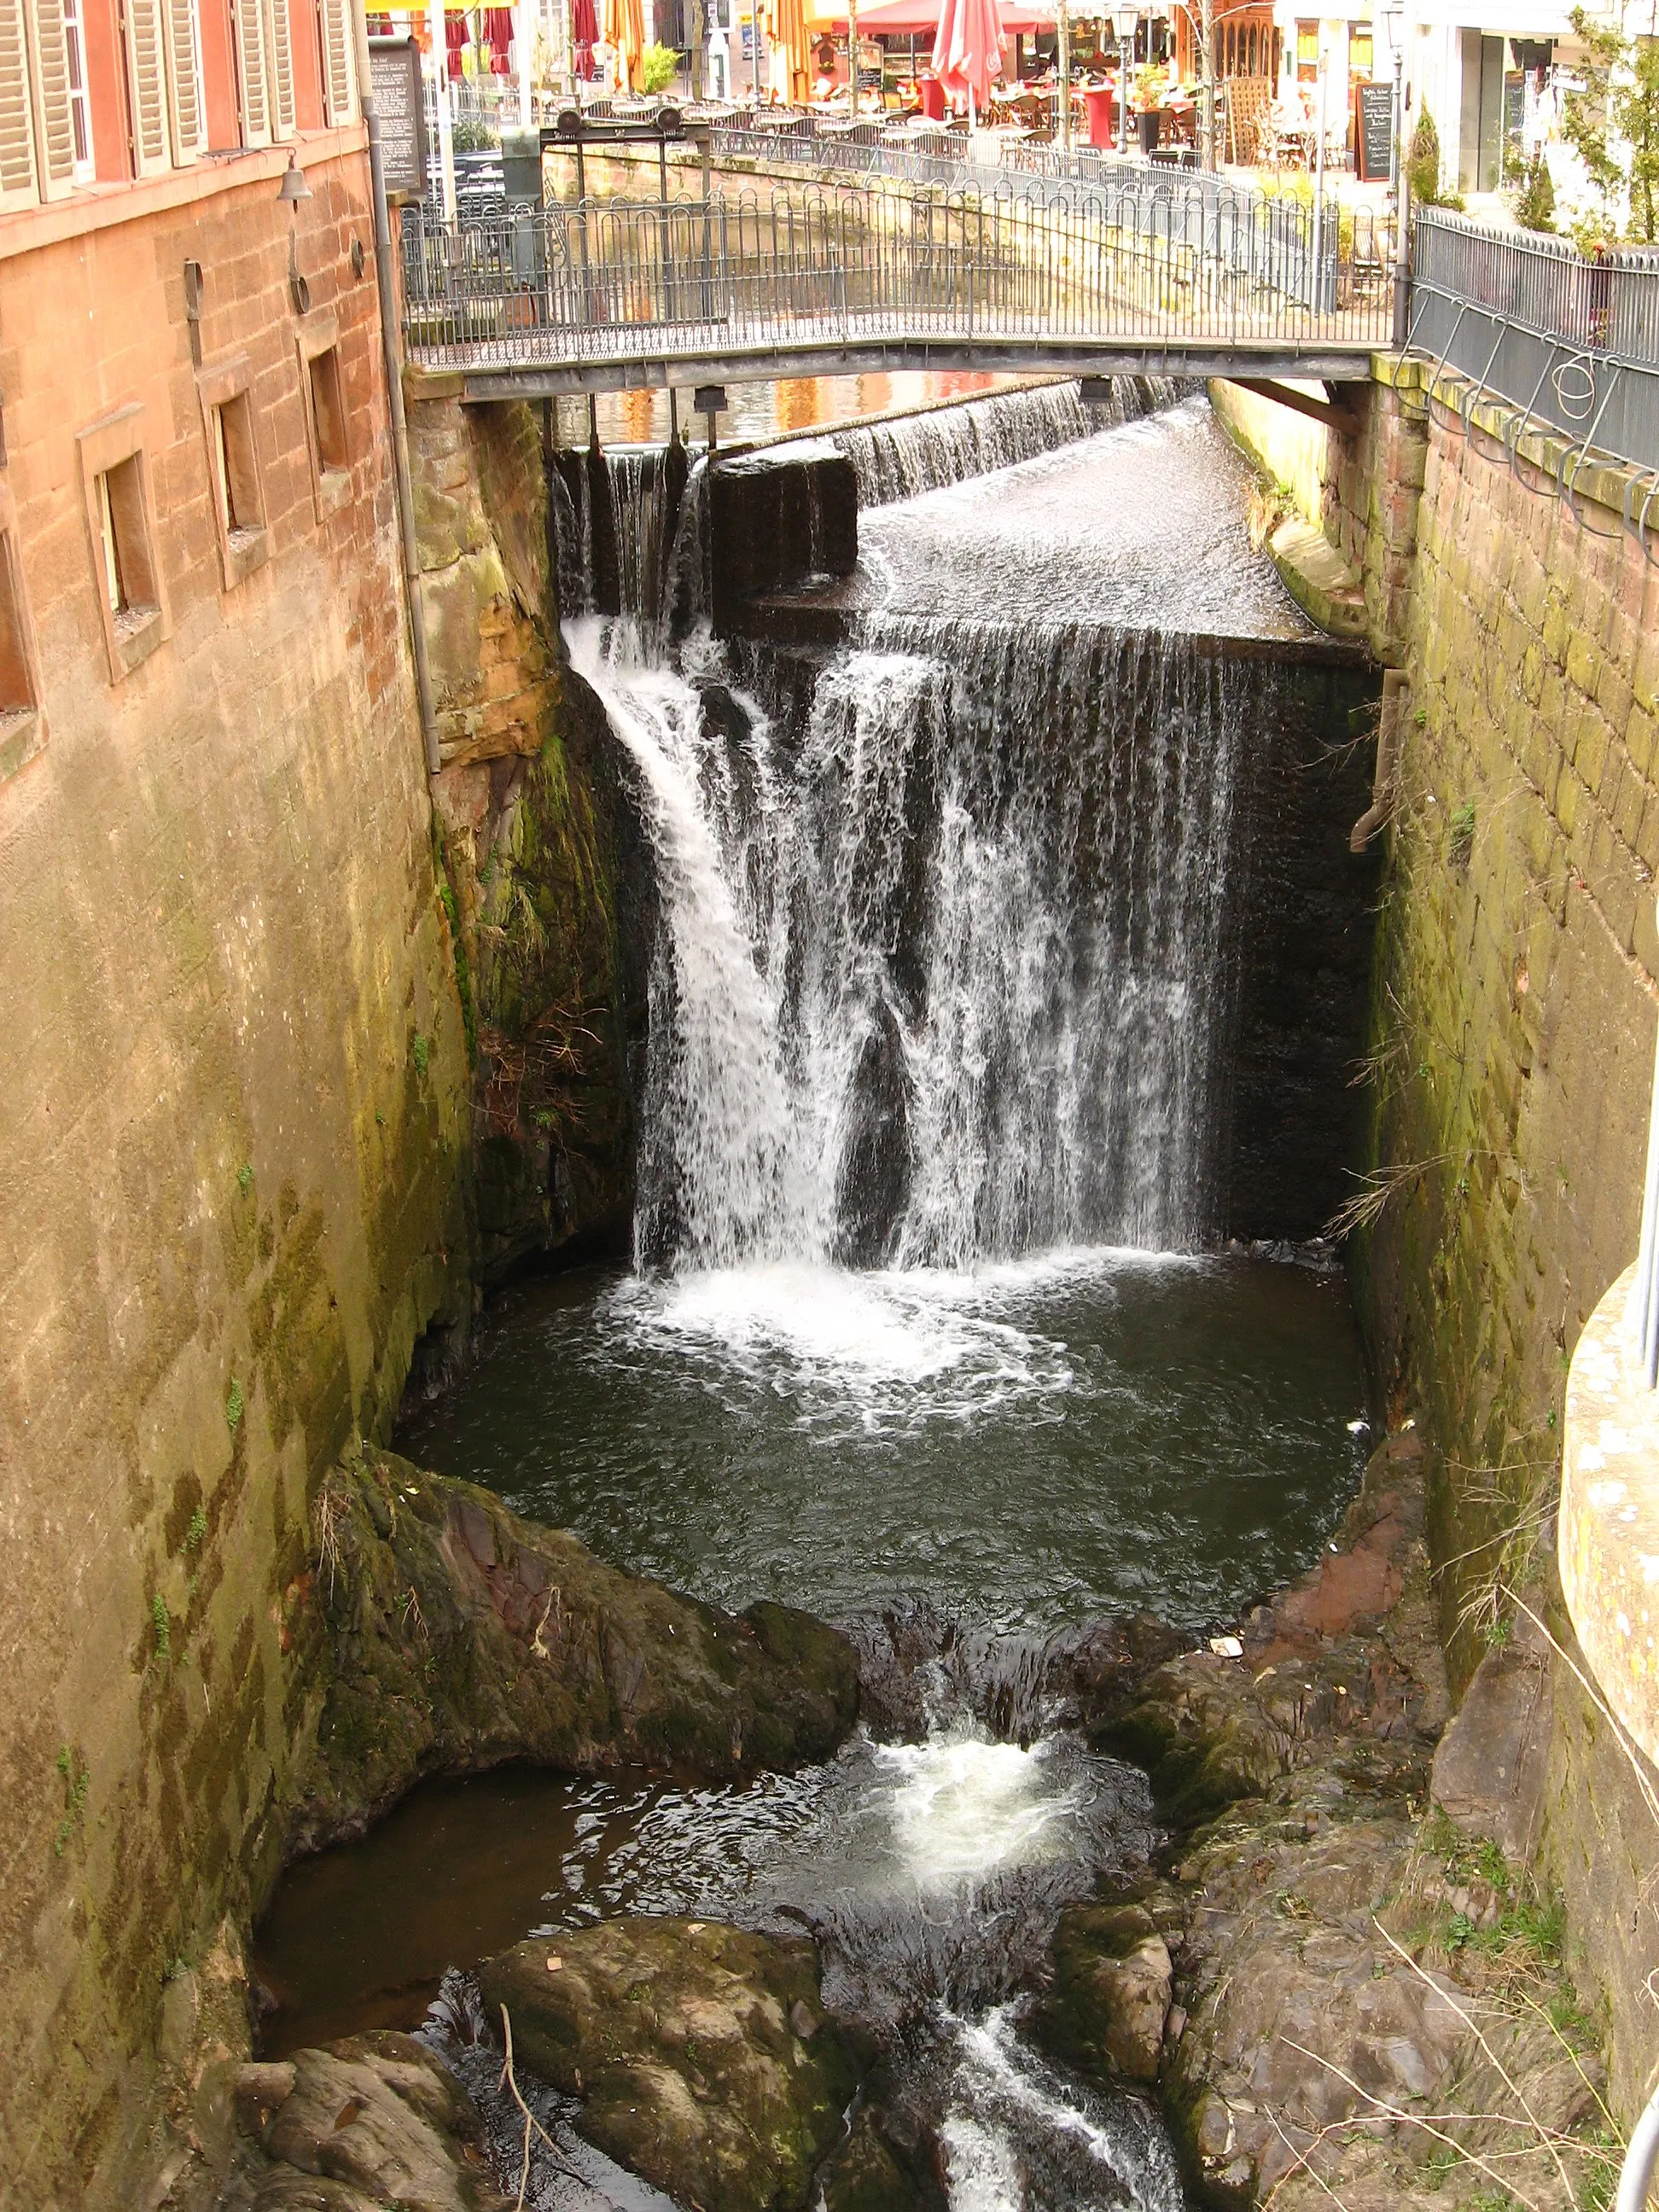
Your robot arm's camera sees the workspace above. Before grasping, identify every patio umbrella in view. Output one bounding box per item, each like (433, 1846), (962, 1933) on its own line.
(602, 0), (644, 86)
(764, 0), (811, 101)
(572, 0), (598, 76)
(931, 0), (1003, 108)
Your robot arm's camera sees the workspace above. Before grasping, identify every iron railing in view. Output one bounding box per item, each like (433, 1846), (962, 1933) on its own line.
(400, 175), (1395, 373)
(1409, 207), (1659, 480)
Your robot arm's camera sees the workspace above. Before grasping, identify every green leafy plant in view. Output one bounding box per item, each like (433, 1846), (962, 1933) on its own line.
(1449, 799), (1476, 865)
(185, 1504), (208, 1553)
(1132, 61), (1168, 113)
(151, 1595), (172, 1664)
(236, 1161), (254, 1196)
(1407, 107), (1464, 209)
(1563, 3), (1659, 242)
(225, 1379), (243, 1434)
(1512, 152), (1557, 232)
(639, 40), (678, 92)
(412, 1033), (430, 1077)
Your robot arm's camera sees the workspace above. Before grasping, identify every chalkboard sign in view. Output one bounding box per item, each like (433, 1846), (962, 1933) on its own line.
(368, 36), (428, 198)
(1355, 79), (1394, 182)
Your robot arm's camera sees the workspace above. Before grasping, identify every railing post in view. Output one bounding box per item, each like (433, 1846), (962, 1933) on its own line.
(1393, 173), (1412, 351)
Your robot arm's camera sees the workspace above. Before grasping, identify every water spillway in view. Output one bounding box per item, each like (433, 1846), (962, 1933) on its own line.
(266, 387), (1381, 2212)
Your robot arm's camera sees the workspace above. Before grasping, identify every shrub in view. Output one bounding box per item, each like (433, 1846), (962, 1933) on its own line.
(1513, 153), (1556, 232)
(639, 41), (678, 93)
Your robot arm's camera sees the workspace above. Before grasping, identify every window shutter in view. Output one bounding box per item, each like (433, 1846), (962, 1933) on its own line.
(163, 0), (206, 161)
(317, 0), (353, 125)
(0, 0), (40, 207)
(262, 0), (294, 137)
(25, 0), (77, 197)
(230, 0), (270, 144)
(120, 0), (173, 173)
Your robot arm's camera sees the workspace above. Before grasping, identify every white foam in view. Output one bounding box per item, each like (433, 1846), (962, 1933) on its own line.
(941, 2110), (1027, 2211)
(879, 1732), (1084, 1886)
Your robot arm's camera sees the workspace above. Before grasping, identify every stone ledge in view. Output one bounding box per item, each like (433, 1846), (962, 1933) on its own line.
(1560, 1258), (1659, 1765)
(1267, 514), (1369, 640)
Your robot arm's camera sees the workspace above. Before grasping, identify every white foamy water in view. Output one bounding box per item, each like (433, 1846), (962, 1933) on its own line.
(881, 1731), (1087, 1885)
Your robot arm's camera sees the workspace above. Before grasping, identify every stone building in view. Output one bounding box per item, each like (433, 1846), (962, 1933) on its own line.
(0, 5), (472, 2206)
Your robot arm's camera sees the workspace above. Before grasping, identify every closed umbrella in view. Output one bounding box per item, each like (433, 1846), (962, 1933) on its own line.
(602, 0), (644, 84)
(572, 0), (598, 77)
(931, 0), (1003, 109)
(764, 0), (811, 101)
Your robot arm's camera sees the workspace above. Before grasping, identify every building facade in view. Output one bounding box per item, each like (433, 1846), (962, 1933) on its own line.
(0, 3), (474, 2206)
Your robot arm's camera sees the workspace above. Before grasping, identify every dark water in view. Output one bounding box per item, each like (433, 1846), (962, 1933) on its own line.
(399, 1248), (1369, 1638)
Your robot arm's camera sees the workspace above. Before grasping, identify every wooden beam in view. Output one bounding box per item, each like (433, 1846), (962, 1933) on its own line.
(1227, 376), (1362, 434)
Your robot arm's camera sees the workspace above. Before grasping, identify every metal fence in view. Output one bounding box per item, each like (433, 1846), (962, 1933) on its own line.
(400, 172), (1394, 375)
(1410, 207), (1659, 480)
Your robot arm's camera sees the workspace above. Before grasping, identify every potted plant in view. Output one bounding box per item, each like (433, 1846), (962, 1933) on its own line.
(1132, 61), (1167, 152)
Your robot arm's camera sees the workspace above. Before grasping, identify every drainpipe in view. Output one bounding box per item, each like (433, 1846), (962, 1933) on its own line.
(1617, 2085), (1659, 2212)
(352, 0), (443, 777)
(1349, 667), (1407, 852)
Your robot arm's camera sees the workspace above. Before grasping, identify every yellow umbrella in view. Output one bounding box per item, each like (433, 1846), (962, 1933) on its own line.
(764, 0), (812, 102)
(602, 0), (644, 87)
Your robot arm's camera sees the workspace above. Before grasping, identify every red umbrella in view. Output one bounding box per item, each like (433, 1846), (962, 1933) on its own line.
(484, 3), (514, 69)
(572, 0), (598, 77)
(445, 9), (466, 80)
(931, 0), (1004, 107)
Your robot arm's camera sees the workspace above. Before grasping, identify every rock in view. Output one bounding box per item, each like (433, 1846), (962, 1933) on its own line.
(815, 2104), (928, 2212)
(1429, 1605), (1553, 1862)
(221, 2033), (510, 2212)
(1035, 1902), (1173, 2081)
(291, 1453), (859, 1852)
(476, 1916), (859, 2212)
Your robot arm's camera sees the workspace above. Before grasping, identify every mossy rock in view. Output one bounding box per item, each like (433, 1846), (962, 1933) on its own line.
(1033, 1901), (1173, 2084)
(478, 1917), (858, 2212)
(291, 1453), (859, 1851)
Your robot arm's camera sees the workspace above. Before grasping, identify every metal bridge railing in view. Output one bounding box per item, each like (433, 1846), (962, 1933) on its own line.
(1409, 207), (1659, 481)
(400, 177), (1396, 373)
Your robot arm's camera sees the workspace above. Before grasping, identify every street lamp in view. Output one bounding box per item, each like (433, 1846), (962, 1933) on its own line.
(1382, 0), (1410, 346)
(1057, 0), (1072, 151)
(1382, 0), (1405, 201)
(1112, 3), (1137, 152)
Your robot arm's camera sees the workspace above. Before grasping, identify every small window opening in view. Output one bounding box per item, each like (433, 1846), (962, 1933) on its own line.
(0, 536), (37, 718)
(96, 455), (160, 637)
(307, 347), (348, 474)
(214, 393), (263, 541)
(63, 0), (96, 179)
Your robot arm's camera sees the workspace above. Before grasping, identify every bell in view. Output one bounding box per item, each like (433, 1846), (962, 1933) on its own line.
(278, 155), (311, 205)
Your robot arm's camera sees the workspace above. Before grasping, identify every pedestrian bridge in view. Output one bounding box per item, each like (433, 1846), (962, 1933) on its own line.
(399, 169), (1398, 399)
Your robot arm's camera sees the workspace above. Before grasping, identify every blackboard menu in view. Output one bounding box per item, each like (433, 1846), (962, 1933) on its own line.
(368, 36), (428, 198)
(1355, 79), (1394, 181)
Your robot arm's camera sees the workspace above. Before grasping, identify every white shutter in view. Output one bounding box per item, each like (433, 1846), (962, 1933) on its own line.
(120, 0), (172, 172)
(262, 0), (294, 137)
(0, 0), (40, 207)
(317, 0), (353, 125)
(231, 0), (270, 144)
(163, 0), (206, 160)
(25, 0), (77, 197)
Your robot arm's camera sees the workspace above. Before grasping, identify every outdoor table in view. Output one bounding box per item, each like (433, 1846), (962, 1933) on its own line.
(1083, 84), (1116, 146)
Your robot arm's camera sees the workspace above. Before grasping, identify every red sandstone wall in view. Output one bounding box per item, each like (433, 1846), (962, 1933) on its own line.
(0, 135), (473, 2208)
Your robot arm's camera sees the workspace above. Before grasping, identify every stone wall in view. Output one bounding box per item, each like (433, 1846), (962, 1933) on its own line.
(410, 389), (649, 1289)
(0, 142), (473, 2207)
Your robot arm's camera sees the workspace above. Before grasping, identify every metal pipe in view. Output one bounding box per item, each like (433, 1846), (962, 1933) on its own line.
(352, 0), (442, 777)
(1617, 2081), (1659, 2210)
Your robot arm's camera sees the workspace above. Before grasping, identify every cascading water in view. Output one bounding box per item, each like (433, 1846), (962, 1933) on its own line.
(370, 389), (1351, 2211)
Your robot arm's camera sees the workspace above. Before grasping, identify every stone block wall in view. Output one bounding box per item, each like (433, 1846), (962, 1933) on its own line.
(0, 143), (472, 2209)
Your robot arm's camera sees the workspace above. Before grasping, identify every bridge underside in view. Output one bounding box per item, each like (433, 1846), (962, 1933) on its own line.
(411, 338), (1384, 404)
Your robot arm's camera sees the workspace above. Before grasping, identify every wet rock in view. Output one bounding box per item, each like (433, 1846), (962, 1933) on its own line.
(1035, 1902), (1173, 2081)
(815, 2103), (929, 2211)
(1429, 1604), (1553, 1861)
(291, 1452), (859, 1852)
(833, 1003), (913, 1267)
(476, 1916), (858, 2212)
(220, 2033), (510, 2212)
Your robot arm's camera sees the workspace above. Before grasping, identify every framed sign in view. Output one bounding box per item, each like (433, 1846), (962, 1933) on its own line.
(1354, 79), (1394, 182)
(368, 36), (428, 199)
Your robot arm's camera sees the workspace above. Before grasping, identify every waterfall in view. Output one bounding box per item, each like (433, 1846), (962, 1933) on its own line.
(809, 377), (1182, 509)
(572, 608), (1251, 1273)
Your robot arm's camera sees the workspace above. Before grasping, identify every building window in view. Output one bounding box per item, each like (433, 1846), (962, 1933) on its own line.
(1295, 18), (1318, 80)
(0, 502), (45, 783)
(62, 0), (96, 178)
(197, 356), (269, 588)
(308, 347), (346, 471)
(297, 319), (352, 519)
(77, 405), (170, 681)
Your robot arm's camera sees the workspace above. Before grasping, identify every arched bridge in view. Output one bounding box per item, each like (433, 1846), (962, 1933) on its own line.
(399, 167), (1399, 399)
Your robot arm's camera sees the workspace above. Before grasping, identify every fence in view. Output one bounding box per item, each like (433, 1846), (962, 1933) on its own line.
(1410, 207), (1659, 480)
(400, 170), (1394, 375)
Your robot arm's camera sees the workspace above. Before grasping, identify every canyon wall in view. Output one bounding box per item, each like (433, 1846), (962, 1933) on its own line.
(0, 142), (473, 2207)
(1216, 365), (1659, 2109)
